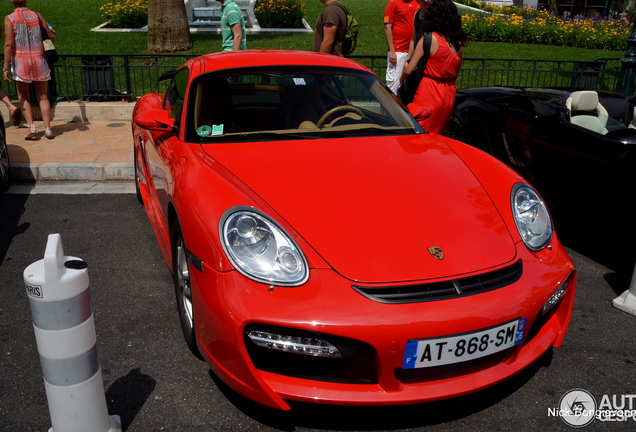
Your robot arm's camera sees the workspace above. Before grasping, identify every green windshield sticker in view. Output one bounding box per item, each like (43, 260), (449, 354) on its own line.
(197, 125), (212, 137)
(212, 124), (224, 136)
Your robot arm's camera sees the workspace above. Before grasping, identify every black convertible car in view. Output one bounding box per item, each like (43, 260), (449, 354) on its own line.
(450, 87), (636, 272)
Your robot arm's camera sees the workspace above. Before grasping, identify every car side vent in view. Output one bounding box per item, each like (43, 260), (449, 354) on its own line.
(352, 260), (523, 304)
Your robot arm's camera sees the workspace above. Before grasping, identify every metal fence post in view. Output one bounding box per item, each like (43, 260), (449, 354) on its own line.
(124, 55), (132, 100)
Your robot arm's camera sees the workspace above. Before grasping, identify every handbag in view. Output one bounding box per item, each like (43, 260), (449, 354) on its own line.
(37, 14), (59, 65)
(398, 32), (432, 106)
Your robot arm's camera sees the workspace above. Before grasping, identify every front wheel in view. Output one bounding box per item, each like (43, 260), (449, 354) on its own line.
(172, 222), (201, 358)
(134, 140), (143, 204)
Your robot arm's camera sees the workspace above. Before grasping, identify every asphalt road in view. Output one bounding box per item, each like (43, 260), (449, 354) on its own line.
(1, 192), (635, 432)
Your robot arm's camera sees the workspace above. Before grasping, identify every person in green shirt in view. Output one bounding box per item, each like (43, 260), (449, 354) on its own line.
(217, 0), (246, 52)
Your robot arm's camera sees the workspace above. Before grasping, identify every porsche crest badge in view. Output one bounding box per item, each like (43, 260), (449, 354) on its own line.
(428, 246), (444, 260)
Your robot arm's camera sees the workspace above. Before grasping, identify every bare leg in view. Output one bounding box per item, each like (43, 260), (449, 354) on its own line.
(33, 81), (51, 129)
(35, 81), (53, 139)
(0, 88), (19, 125)
(0, 88), (16, 114)
(16, 81), (33, 124)
(16, 81), (36, 139)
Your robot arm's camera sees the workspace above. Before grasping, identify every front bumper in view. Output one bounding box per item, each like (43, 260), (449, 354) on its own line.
(190, 242), (575, 410)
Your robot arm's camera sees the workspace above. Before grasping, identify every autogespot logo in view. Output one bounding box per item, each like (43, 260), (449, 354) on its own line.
(550, 389), (636, 427)
(558, 389), (597, 428)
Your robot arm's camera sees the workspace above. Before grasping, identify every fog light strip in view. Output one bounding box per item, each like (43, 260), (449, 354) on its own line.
(541, 276), (570, 315)
(247, 330), (342, 358)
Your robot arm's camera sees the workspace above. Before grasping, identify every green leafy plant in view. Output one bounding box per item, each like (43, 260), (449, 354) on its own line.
(255, 0), (306, 29)
(100, 0), (148, 29)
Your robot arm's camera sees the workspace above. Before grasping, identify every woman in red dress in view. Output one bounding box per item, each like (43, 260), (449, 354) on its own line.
(400, 0), (467, 134)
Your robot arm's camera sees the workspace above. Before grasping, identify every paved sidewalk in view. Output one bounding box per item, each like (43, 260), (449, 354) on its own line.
(6, 118), (134, 183)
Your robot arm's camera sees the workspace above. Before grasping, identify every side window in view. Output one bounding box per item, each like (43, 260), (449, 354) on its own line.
(164, 68), (189, 121)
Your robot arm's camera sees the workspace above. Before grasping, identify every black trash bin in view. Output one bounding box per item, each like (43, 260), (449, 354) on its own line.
(81, 55), (115, 101)
(571, 62), (603, 90)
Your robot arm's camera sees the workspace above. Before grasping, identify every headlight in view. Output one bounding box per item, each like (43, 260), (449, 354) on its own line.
(511, 184), (553, 251)
(220, 208), (309, 286)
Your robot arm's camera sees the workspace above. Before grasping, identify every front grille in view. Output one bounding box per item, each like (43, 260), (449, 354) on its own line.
(352, 260), (523, 304)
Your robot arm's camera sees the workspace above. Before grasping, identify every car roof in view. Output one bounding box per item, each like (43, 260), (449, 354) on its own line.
(183, 50), (371, 75)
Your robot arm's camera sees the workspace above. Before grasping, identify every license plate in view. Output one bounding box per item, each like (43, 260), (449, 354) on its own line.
(403, 318), (526, 369)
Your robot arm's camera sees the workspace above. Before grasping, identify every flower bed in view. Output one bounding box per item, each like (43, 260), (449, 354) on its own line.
(461, 5), (633, 50)
(255, 0), (306, 29)
(100, 0), (148, 29)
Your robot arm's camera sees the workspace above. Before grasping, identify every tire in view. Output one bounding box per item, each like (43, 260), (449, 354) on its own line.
(172, 221), (201, 358)
(134, 151), (143, 204)
(0, 128), (10, 194)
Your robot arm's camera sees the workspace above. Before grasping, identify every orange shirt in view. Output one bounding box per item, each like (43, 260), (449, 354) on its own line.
(384, 0), (418, 52)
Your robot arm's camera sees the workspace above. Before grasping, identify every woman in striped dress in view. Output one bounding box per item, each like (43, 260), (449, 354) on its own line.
(3, 0), (55, 140)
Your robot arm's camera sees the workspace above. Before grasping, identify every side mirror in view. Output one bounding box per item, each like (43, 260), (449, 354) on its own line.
(134, 109), (175, 133)
(409, 104), (432, 121)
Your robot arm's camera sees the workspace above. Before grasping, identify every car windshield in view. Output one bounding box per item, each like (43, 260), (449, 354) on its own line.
(186, 66), (423, 142)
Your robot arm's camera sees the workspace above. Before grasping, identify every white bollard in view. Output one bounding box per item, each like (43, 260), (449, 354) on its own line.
(23, 233), (121, 432)
(613, 262), (636, 317)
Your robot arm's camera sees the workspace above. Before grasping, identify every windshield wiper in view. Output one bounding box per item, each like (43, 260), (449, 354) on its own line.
(206, 131), (325, 141)
(325, 127), (414, 136)
(200, 128), (415, 142)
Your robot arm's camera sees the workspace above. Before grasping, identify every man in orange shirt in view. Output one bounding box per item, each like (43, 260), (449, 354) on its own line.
(384, 0), (418, 94)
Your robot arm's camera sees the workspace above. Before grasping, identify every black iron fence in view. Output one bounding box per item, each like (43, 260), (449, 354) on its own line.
(1, 54), (197, 103)
(352, 55), (625, 92)
(0, 54), (628, 103)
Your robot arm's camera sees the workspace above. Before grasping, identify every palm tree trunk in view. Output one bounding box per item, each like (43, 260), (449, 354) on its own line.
(148, 0), (193, 52)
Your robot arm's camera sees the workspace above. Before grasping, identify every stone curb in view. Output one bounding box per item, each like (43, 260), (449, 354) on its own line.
(11, 162), (134, 183)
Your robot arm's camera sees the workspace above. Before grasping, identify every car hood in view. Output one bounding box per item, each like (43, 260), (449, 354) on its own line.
(203, 135), (516, 283)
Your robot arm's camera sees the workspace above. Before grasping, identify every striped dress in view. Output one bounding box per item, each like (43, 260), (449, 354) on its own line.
(9, 7), (50, 81)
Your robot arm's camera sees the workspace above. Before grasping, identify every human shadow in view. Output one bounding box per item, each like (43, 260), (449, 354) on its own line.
(48, 118), (92, 139)
(209, 349), (552, 431)
(105, 368), (156, 432)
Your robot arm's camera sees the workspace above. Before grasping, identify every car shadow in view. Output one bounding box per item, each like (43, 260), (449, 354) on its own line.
(0, 194), (31, 269)
(558, 229), (636, 280)
(0, 143), (34, 265)
(209, 349), (553, 431)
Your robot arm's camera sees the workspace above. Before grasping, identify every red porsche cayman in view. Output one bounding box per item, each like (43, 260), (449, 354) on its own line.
(132, 51), (576, 410)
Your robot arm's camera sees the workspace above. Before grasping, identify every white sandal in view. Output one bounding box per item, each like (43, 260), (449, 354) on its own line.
(25, 124), (36, 140)
(45, 127), (54, 140)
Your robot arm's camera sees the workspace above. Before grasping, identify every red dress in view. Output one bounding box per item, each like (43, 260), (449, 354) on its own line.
(408, 33), (461, 134)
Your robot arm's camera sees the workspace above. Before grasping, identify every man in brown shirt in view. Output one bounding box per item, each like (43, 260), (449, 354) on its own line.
(313, 0), (347, 56)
